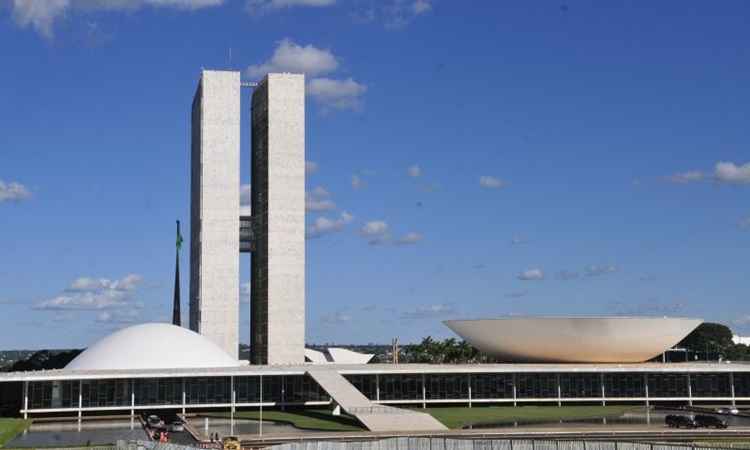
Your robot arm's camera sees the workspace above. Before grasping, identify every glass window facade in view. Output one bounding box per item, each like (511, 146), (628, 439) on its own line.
(648, 373), (688, 397)
(517, 373), (557, 399)
(690, 373), (731, 397)
(425, 374), (468, 400)
(185, 377), (230, 405)
(471, 374), (514, 399)
(283, 375), (329, 403)
(560, 373), (600, 398)
(134, 378), (183, 406)
(29, 381), (79, 409)
(82, 379), (131, 408)
(344, 375), (378, 400)
(20, 370), (745, 412)
(604, 373), (645, 397)
(735, 373), (750, 397)
(235, 376), (260, 403)
(379, 374), (422, 401)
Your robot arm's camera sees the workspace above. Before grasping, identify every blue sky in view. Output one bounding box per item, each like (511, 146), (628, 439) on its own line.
(0, 0), (748, 350)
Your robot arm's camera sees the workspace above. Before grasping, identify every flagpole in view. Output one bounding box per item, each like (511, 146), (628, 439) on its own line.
(173, 220), (183, 326)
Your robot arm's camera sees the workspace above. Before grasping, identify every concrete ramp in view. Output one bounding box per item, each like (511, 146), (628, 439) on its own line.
(306, 368), (447, 433)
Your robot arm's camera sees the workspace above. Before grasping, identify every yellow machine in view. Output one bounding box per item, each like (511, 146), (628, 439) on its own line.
(222, 436), (241, 450)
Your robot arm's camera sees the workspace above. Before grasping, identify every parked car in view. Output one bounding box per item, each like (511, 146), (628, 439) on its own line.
(147, 415), (163, 428)
(695, 415), (728, 429)
(169, 421), (185, 432)
(717, 407), (740, 415)
(665, 414), (697, 428)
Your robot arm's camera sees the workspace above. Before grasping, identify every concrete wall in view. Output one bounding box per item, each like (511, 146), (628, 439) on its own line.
(251, 73), (305, 365)
(189, 70), (240, 360)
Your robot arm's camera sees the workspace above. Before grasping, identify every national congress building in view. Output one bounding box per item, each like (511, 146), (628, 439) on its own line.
(1, 70), (748, 434)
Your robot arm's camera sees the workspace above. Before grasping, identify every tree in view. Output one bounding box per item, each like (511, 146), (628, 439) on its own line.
(677, 322), (733, 359)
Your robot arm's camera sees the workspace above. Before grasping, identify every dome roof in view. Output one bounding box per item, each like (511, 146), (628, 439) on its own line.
(66, 323), (239, 371)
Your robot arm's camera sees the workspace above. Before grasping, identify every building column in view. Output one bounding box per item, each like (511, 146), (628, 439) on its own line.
(182, 378), (186, 415)
(375, 374), (380, 402)
(22, 381), (28, 420)
(512, 373), (517, 407)
(77, 380), (83, 431)
(730, 372), (736, 407)
(556, 374), (562, 407)
(421, 374), (426, 409)
(259, 375), (263, 437)
(468, 374), (472, 408)
(644, 374), (650, 408)
(687, 373), (693, 406)
(130, 380), (135, 430)
(230, 376), (235, 435)
(600, 373), (606, 406)
(280, 375), (285, 411)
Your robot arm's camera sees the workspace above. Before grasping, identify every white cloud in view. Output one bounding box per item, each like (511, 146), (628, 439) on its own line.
(96, 309), (139, 324)
(246, 0), (334, 14)
(305, 186), (336, 211)
(355, 0), (433, 28)
(10, 0), (223, 37)
(479, 175), (506, 189)
(240, 183), (252, 216)
(67, 274), (142, 292)
(715, 161), (750, 185)
(665, 170), (705, 184)
(407, 165), (421, 178)
(321, 310), (352, 325)
(247, 39), (366, 112)
(307, 211), (353, 238)
(247, 38), (338, 78)
(412, 0), (431, 14)
(360, 221), (388, 236)
(305, 160), (319, 174)
(584, 264), (619, 277)
(307, 77), (367, 111)
(351, 174), (363, 189)
(395, 232), (423, 245)
(518, 268), (544, 281)
(35, 274), (143, 310)
(401, 304), (455, 320)
(557, 270), (580, 281)
(0, 180), (32, 202)
(505, 291), (528, 299)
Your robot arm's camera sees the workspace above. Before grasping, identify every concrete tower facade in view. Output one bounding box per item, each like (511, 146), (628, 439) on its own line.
(189, 70), (241, 360)
(250, 73), (306, 365)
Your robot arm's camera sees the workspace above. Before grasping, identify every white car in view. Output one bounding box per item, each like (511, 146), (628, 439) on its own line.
(717, 407), (739, 415)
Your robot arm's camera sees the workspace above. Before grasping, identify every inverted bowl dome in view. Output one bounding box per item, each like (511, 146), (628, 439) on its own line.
(66, 323), (239, 371)
(444, 316), (702, 363)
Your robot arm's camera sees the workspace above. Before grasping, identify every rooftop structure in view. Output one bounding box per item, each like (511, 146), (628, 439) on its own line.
(444, 317), (702, 363)
(65, 323), (240, 371)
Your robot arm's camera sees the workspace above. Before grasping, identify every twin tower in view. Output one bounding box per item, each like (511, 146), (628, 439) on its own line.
(189, 70), (305, 365)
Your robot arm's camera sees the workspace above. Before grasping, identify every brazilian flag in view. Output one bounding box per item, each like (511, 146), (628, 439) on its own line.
(176, 220), (184, 251)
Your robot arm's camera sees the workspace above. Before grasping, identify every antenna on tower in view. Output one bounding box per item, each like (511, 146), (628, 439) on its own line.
(229, 47), (233, 69)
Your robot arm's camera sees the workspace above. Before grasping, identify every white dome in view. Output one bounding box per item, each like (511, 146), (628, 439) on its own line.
(66, 323), (239, 371)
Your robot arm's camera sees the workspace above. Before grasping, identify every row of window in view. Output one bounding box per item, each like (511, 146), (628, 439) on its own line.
(345, 372), (750, 401)
(27, 375), (329, 410)
(25, 372), (750, 410)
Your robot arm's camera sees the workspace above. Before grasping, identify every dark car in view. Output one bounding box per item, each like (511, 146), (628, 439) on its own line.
(665, 414), (697, 428)
(694, 415), (728, 429)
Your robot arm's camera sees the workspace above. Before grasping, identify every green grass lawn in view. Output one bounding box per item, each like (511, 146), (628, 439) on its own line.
(421, 405), (639, 429)
(208, 409), (365, 432)
(0, 418), (31, 447)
